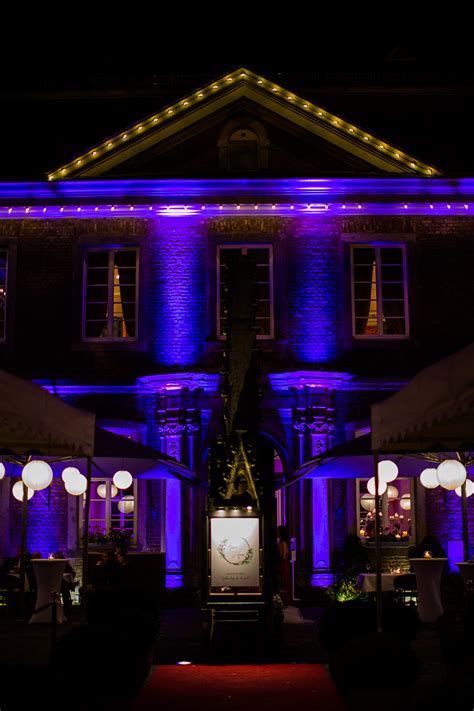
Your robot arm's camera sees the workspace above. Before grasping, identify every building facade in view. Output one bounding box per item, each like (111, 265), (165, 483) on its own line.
(1, 67), (473, 587)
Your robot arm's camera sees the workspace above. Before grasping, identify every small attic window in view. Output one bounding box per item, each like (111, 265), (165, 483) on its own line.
(228, 129), (259, 173)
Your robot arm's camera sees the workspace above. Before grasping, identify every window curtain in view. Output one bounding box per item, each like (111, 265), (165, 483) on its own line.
(116, 253), (136, 338)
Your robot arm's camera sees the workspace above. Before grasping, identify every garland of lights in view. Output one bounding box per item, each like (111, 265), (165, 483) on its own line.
(47, 68), (439, 180)
(0, 202), (470, 218)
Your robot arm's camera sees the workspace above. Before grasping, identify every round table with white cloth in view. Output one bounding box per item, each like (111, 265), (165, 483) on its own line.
(29, 559), (67, 624)
(456, 562), (474, 589)
(409, 558), (447, 623)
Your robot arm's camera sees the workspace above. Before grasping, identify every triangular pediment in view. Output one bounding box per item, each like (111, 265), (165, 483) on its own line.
(48, 67), (441, 180)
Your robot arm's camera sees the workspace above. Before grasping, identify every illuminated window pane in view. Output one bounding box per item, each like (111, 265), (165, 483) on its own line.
(83, 248), (138, 340)
(351, 245), (408, 338)
(0, 250), (8, 340)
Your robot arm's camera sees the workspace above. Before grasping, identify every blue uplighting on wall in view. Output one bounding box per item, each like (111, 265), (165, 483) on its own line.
(165, 478), (182, 587)
(150, 218), (207, 366)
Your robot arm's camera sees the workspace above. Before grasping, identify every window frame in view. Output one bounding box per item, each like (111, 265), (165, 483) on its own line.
(82, 246), (139, 342)
(0, 247), (9, 342)
(350, 243), (409, 339)
(356, 477), (415, 544)
(216, 244), (274, 340)
(79, 477), (138, 546)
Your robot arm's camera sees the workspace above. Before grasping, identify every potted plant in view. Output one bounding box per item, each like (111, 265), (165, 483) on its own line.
(86, 526), (133, 551)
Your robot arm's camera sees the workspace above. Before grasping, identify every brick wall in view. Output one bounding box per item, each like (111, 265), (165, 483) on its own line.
(10, 477), (68, 557)
(287, 216), (343, 363)
(145, 481), (162, 550)
(425, 486), (474, 556)
(149, 217), (208, 366)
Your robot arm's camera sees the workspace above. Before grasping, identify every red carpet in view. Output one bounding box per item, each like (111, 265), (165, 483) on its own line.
(133, 664), (345, 710)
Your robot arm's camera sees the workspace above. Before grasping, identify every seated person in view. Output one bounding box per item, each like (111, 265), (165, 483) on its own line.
(91, 551), (120, 590)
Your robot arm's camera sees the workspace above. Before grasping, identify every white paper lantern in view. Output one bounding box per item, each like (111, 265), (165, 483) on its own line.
(12, 480), (34, 501)
(64, 472), (88, 496)
(378, 460), (399, 483)
(360, 493), (375, 511)
(113, 470), (133, 490)
(437, 459), (467, 491)
(22, 460), (53, 491)
(420, 468), (439, 489)
(118, 495), (134, 514)
(387, 484), (399, 500)
(455, 479), (474, 498)
(97, 483), (118, 499)
(367, 477), (387, 496)
(0, 462), (5, 480)
(62, 466), (81, 483)
(400, 493), (411, 510)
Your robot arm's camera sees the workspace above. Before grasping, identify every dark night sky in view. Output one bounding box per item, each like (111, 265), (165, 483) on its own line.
(0, 20), (472, 179)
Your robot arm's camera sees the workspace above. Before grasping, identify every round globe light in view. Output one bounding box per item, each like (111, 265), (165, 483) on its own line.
(378, 460), (399, 482)
(387, 484), (399, 500)
(0, 462), (5, 480)
(62, 466), (81, 483)
(455, 479), (474, 498)
(97, 483), (118, 499)
(22, 460), (53, 491)
(64, 472), (87, 496)
(12, 480), (34, 501)
(117, 495), (134, 514)
(367, 477), (387, 496)
(360, 493), (375, 511)
(420, 468), (439, 489)
(437, 459), (467, 491)
(400, 493), (411, 510)
(113, 470), (133, 490)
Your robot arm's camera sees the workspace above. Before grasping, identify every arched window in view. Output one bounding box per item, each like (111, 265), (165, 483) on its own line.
(218, 120), (269, 174)
(229, 128), (259, 172)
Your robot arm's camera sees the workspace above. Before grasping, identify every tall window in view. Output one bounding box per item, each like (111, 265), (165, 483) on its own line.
(217, 245), (273, 338)
(0, 249), (7, 341)
(351, 245), (408, 337)
(83, 248), (138, 340)
(357, 478), (414, 543)
(83, 478), (137, 543)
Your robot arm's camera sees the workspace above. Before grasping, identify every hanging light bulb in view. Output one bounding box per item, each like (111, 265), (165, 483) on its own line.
(400, 493), (411, 510)
(420, 468), (439, 489)
(62, 466), (81, 483)
(97, 482), (118, 499)
(113, 470), (133, 490)
(22, 460), (53, 491)
(387, 484), (399, 500)
(455, 479), (474, 498)
(360, 493), (375, 511)
(378, 460), (398, 482)
(64, 472), (87, 496)
(437, 460), (466, 491)
(12, 480), (34, 501)
(0, 462), (5, 480)
(117, 495), (134, 514)
(367, 477), (387, 496)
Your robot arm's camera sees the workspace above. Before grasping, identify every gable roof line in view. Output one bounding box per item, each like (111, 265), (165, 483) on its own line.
(47, 66), (441, 180)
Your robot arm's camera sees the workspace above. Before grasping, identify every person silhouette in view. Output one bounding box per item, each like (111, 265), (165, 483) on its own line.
(277, 525), (292, 605)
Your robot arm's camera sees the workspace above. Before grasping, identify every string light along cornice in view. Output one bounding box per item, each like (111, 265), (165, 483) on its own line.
(0, 202), (470, 218)
(46, 67), (440, 180)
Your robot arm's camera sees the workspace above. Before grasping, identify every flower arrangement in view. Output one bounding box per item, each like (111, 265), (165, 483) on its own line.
(87, 525), (133, 549)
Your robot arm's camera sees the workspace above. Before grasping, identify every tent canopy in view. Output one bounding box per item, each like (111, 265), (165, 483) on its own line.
(90, 427), (206, 487)
(0, 369), (95, 457)
(282, 433), (433, 488)
(372, 343), (474, 453)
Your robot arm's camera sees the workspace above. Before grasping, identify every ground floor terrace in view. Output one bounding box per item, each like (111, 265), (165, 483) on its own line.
(1, 369), (474, 595)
